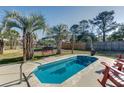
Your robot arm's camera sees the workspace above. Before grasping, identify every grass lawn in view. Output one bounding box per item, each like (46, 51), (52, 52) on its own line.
(0, 49), (121, 65)
(0, 49), (90, 64)
(0, 49), (23, 64)
(0, 49), (23, 59)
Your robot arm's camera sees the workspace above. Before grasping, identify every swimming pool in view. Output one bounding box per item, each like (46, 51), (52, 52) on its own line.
(33, 56), (98, 84)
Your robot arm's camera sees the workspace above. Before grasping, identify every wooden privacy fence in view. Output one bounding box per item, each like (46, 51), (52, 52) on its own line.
(62, 41), (124, 51)
(62, 42), (86, 50)
(92, 41), (124, 51)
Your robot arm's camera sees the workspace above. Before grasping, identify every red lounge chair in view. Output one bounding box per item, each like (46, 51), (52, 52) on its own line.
(116, 54), (124, 63)
(116, 54), (124, 59)
(114, 55), (124, 71)
(114, 60), (124, 71)
(98, 62), (124, 87)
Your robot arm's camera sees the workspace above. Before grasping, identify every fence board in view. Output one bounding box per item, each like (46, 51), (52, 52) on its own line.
(93, 41), (124, 51)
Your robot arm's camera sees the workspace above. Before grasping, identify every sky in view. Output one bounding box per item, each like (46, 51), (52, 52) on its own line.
(0, 6), (124, 39)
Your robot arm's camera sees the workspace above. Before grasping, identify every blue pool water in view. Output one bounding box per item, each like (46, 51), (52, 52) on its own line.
(33, 56), (98, 84)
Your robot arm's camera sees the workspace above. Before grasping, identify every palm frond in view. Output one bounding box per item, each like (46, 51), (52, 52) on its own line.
(6, 20), (22, 30)
(5, 10), (27, 28)
(30, 15), (46, 32)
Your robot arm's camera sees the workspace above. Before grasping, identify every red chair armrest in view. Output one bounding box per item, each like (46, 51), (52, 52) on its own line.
(101, 62), (124, 76)
(117, 61), (124, 65)
(101, 62), (110, 67)
(117, 59), (124, 62)
(110, 66), (124, 76)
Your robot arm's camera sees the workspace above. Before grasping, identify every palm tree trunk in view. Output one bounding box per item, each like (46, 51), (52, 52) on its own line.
(56, 41), (62, 54)
(28, 33), (32, 59)
(14, 40), (17, 49)
(26, 33), (33, 60)
(30, 35), (34, 58)
(0, 39), (4, 54)
(20, 28), (26, 83)
(26, 33), (29, 60)
(10, 38), (13, 49)
(23, 29), (27, 62)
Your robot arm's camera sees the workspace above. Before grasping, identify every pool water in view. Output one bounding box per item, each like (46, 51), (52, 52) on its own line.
(33, 56), (98, 84)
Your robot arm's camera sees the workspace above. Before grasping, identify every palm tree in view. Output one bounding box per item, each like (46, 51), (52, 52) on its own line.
(70, 24), (79, 54)
(48, 24), (69, 54)
(0, 24), (5, 54)
(3, 30), (20, 49)
(4, 11), (46, 83)
(0, 33), (4, 54)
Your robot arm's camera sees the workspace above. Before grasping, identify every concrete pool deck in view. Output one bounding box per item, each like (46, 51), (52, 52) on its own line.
(0, 54), (115, 87)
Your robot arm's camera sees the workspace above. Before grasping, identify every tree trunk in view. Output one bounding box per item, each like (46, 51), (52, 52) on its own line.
(103, 32), (106, 42)
(0, 39), (4, 54)
(56, 41), (62, 54)
(20, 28), (26, 83)
(23, 29), (27, 62)
(10, 38), (13, 49)
(30, 35), (34, 58)
(26, 33), (33, 60)
(71, 34), (75, 54)
(26, 33), (30, 60)
(90, 37), (93, 51)
(14, 40), (17, 49)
